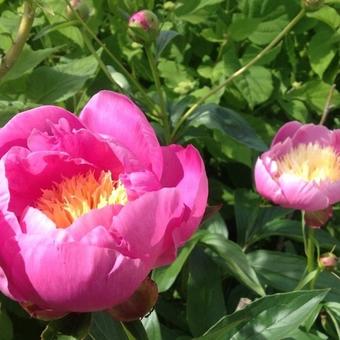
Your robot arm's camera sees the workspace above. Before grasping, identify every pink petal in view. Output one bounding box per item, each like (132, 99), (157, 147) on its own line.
(3, 147), (95, 217)
(291, 124), (332, 148)
(16, 234), (152, 312)
(112, 188), (185, 262)
(318, 180), (340, 205)
(271, 121), (302, 146)
(254, 157), (286, 206)
(79, 91), (163, 178)
(278, 174), (329, 211)
(28, 127), (123, 179)
(162, 145), (208, 255)
(0, 106), (83, 157)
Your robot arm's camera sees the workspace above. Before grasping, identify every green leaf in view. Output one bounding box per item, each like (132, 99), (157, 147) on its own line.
(228, 17), (260, 41)
(307, 6), (340, 29)
(198, 290), (328, 339)
(189, 104), (267, 151)
(1, 46), (61, 82)
(152, 231), (203, 292)
(141, 310), (162, 340)
(156, 30), (179, 58)
(308, 26), (337, 78)
(187, 249), (226, 337)
(200, 233), (265, 296)
(248, 250), (340, 301)
(234, 66), (274, 109)
(0, 307), (13, 340)
(88, 312), (128, 340)
(41, 313), (91, 340)
(28, 55), (98, 104)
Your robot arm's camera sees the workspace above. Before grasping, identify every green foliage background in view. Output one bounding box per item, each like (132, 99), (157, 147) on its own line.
(0, 0), (339, 339)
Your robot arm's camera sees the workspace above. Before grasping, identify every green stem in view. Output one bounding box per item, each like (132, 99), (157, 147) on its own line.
(306, 227), (315, 275)
(64, 0), (156, 115)
(319, 83), (336, 125)
(83, 32), (122, 91)
(0, 1), (35, 82)
(145, 46), (171, 143)
(170, 8), (306, 141)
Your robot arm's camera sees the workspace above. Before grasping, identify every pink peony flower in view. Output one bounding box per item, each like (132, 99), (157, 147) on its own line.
(254, 121), (340, 211)
(0, 91), (208, 316)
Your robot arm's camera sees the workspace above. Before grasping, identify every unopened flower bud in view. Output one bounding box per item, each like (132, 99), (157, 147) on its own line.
(301, 0), (324, 11)
(108, 277), (158, 322)
(67, 0), (90, 21)
(319, 253), (338, 271)
(128, 10), (159, 44)
(163, 1), (176, 11)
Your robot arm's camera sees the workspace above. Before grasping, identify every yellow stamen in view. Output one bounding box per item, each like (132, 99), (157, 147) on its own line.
(36, 171), (128, 228)
(277, 143), (340, 183)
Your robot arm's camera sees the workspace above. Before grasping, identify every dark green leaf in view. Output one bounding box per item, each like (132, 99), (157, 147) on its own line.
(200, 233), (265, 296)
(198, 290), (328, 339)
(156, 31), (179, 58)
(187, 249), (226, 336)
(189, 104), (267, 151)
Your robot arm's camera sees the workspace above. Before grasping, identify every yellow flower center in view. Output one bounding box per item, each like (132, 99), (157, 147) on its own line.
(36, 171), (128, 228)
(277, 143), (340, 183)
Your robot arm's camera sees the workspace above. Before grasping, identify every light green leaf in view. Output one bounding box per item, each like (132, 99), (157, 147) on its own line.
(142, 310), (162, 340)
(307, 6), (340, 29)
(228, 17), (260, 41)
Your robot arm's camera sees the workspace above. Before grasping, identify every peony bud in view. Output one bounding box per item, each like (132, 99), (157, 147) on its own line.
(304, 206), (332, 228)
(128, 10), (159, 44)
(108, 277), (158, 322)
(301, 0), (324, 11)
(319, 253), (338, 271)
(163, 1), (176, 11)
(67, 0), (90, 21)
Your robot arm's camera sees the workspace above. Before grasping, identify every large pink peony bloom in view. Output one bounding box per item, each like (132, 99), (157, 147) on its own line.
(0, 91), (208, 315)
(255, 121), (340, 211)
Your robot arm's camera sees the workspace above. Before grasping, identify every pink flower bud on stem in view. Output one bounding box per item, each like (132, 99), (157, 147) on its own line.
(128, 10), (159, 44)
(319, 253), (338, 271)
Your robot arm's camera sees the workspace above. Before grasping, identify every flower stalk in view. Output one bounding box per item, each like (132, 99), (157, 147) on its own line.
(145, 46), (171, 143)
(171, 8), (306, 141)
(64, 0), (156, 116)
(0, 1), (35, 82)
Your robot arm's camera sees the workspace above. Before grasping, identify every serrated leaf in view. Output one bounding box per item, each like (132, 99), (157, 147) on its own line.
(189, 104), (267, 151)
(198, 290), (328, 340)
(200, 233), (265, 296)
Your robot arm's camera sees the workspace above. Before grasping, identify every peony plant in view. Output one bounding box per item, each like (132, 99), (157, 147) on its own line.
(0, 90), (208, 318)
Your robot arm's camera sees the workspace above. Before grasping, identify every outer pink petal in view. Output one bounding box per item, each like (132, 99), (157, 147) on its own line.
(254, 157), (286, 206)
(165, 145), (208, 248)
(318, 180), (340, 205)
(291, 124), (332, 148)
(16, 235), (152, 312)
(28, 128), (123, 179)
(0, 106), (83, 157)
(330, 129), (340, 153)
(278, 174), (329, 211)
(0, 211), (43, 304)
(79, 91), (162, 178)
(112, 188), (185, 262)
(271, 121), (302, 146)
(3, 147), (95, 216)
